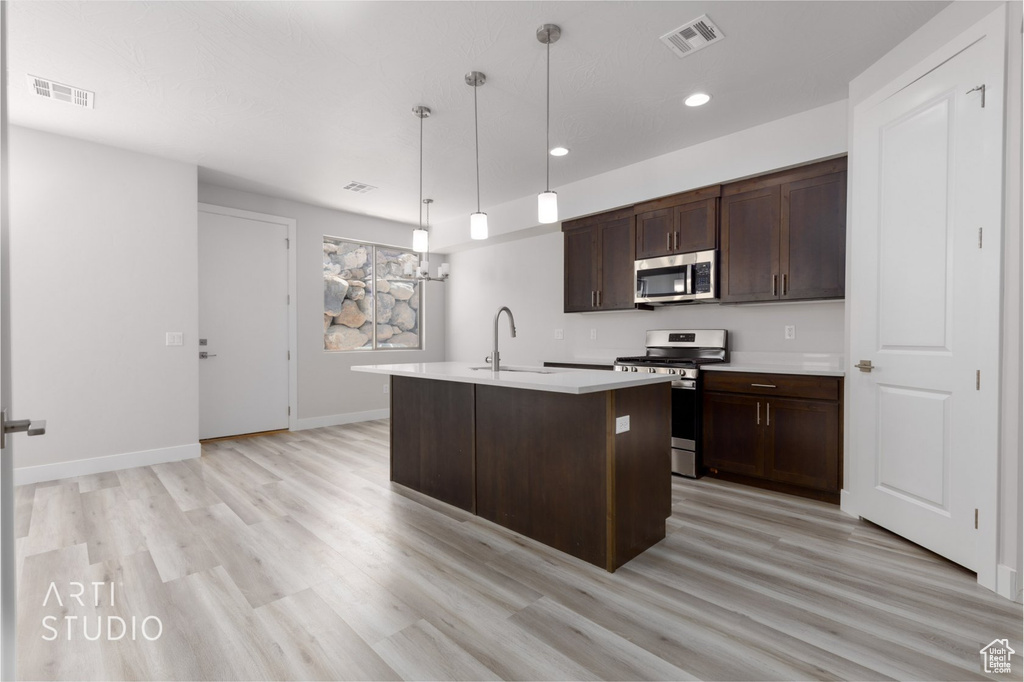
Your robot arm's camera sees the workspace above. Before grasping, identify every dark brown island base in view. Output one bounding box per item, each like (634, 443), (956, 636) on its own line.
(352, 362), (673, 572)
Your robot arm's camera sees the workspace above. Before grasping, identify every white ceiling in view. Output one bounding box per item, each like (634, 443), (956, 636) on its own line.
(9, 1), (949, 232)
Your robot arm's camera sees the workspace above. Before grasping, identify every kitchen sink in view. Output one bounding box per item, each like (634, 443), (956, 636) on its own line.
(468, 366), (556, 374)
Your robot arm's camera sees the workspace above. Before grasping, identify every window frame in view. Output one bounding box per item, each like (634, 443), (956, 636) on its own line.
(323, 235), (425, 352)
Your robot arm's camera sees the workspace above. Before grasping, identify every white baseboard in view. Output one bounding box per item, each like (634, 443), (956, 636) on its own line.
(14, 443), (201, 486)
(997, 564), (1022, 603)
(839, 489), (859, 519)
(293, 408), (390, 431)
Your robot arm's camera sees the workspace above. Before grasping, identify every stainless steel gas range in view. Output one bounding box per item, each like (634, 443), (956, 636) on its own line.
(614, 329), (729, 478)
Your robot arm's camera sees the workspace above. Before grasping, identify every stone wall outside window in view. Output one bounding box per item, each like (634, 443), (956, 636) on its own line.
(323, 238), (421, 351)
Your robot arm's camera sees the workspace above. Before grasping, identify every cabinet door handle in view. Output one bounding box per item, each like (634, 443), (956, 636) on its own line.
(591, 291), (596, 307)
(772, 274), (778, 296)
(783, 273), (788, 296)
(767, 402), (771, 426)
(751, 383), (776, 388)
(666, 233), (672, 251)
(756, 401), (760, 425)
(597, 290), (602, 306)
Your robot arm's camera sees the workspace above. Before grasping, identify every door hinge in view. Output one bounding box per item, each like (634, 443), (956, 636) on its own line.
(975, 508), (979, 529)
(285, 238), (290, 249)
(287, 406), (291, 416)
(966, 84), (986, 108)
(978, 227), (983, 248)
(977, 370), (981, 390)
(287, 294), (290, 305)
(287, 350), (291, 361)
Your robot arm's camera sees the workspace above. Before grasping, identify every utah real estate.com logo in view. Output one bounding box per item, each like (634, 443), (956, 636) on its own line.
(980, 639), (1015, 675)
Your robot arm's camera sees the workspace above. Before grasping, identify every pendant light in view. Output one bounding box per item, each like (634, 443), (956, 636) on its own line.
(411, 106), (430, 253)
(537, 24), (561, 224)
(466, 71), (488, 240)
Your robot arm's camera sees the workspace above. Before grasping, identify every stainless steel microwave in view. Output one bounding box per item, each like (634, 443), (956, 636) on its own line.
(635, 249), (718, 305)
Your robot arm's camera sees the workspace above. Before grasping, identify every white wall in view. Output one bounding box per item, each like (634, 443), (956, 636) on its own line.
(445, 102), (849, 366)
(446, 231), (844, 365)
(847, 1), (1022, 602)
(196, 184), (447, 428)
(9, 127), (199, 482)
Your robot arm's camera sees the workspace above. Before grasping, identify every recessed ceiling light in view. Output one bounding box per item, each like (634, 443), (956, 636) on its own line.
(684, 93), (711, 107)
(550, 147), (569, 157)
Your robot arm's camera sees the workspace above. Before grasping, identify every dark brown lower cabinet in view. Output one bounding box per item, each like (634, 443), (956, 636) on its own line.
(390, 376), (671, 571)
(702, 372), (842, 503)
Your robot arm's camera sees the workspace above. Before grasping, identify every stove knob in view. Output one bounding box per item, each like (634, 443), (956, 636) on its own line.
(669, 368), (678, 375)
(630, 366), (638, 373)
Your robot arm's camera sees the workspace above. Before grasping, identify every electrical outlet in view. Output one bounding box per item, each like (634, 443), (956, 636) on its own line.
(615, 415), (630, 434)
(590, 328), (597, 341)
(784, 325), (796, 340)
(165, 332), (183, 346)
(554, 329), (564, 340)
(382, 383), (389, 394)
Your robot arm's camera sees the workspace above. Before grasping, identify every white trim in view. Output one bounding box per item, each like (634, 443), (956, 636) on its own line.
(14, 443), (200, 486)
(839, 489), (859, 519)
(996, 564), (1022, 604)
(293, 408), (390, 431)
(197, 203), (299, 432)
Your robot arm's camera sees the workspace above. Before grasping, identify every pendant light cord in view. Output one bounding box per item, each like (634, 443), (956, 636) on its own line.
(474, 81), (481, 213)
(418, 113), (424, 229)
(545, 37), (551, 192)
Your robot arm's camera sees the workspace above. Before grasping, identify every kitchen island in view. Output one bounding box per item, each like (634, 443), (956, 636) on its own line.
(352, 362), (672, 571)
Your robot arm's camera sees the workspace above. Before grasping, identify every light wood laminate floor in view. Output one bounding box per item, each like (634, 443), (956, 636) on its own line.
(15, 420), (1023, 681)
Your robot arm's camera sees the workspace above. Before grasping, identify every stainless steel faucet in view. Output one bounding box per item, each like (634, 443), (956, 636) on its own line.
(485, 306), (517, 372)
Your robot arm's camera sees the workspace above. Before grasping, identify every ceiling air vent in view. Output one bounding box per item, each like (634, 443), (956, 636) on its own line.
(342, 181), (377, 194)
(27, 75), (94, 109)
(660, 15), (724, 59)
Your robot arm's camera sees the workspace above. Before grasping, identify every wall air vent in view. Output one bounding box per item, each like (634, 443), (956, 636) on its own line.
(27, 75), (94, 109)
(342, 181), (377, 194)
(660, 15), (724, 59)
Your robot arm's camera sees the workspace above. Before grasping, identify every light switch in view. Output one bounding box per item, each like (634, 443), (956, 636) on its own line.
(615, 415), (630, 434)
(165, 332), (183, 346)
(554, 329), (564, 340)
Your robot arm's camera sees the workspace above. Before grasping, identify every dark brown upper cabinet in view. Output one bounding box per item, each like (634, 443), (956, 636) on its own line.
(563, 207), (642, 313)
(721, 157), (847, 303)
(634, 185), (720, 259)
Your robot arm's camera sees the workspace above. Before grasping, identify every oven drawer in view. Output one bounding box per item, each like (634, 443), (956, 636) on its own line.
(703, 371), (840, 401)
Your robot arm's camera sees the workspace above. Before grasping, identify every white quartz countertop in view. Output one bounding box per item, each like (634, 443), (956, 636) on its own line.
(352, 361), (674, 395)
(704, 363), (845, 377)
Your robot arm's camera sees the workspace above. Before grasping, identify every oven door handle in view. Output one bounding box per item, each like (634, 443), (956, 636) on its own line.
(672, 379), (696, 389)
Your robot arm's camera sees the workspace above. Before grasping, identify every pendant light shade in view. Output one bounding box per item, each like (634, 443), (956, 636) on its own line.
(412, 228), (429, 253)
(466, 71), (488, 240)
(538, 191), (558, 224)
(537, 24), (561, 225)
(470, 212), (488, 240)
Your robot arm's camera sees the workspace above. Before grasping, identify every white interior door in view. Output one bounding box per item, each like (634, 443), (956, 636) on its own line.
(199, 207), (290, 440)
(847, 18), (1004, 572)
(1, 3), (15, 675)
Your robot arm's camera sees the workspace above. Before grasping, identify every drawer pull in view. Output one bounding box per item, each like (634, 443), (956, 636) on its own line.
(751, 383), (777, 388)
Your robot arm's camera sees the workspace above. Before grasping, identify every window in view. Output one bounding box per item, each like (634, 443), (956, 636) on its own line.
(323, 237), (422, 351)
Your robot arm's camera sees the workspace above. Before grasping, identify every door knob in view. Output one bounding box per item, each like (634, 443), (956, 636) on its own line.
(1, 410), (47, 449)
(855, 360), (874, 372)
(199, 352), (218, 359)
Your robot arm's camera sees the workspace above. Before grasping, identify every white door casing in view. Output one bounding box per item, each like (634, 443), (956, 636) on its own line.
(846, 9), (1004, 582)
(198, 205), (295, 440)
